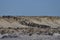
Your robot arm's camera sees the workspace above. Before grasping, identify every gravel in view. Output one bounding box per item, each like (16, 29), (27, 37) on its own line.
(0, 34), (60, 40)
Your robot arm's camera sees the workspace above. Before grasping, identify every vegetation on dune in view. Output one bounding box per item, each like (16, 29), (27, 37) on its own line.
(0, 16), (60, 36)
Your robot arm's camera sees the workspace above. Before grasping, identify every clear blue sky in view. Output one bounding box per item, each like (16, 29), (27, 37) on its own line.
(0, 0), (60, 16)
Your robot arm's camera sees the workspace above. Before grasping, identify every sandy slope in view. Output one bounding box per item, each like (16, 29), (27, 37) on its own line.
(0, 16), (60, 28)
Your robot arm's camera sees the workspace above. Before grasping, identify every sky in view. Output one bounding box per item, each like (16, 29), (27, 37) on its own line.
(0, 0), (60, 16)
